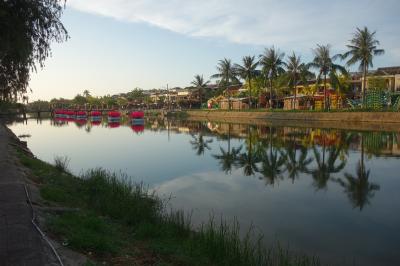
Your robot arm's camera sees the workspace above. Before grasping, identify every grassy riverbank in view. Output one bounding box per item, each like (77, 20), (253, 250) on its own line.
(16, 147), (321, 266)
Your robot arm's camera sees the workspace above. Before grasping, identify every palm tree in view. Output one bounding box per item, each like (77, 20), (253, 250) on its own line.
(211, 58), (239, 110)
(309, 44), (347, 110)
(190, 133), (213, 156)
(340, 27), (384, 106)
(259, 47), (286, 109)
(83, 90), (91, 98)
(213, 146), (242, 174)
(286, 53), (312, 109)
(191, 74), (210, 108)
(284, 145), (313, 183)
(213, 124), (242, 173)
(234, 56), (259, 109)
(309, 141), (346, 190)
(237, 126), (260, 176)
(257, 127), (286, 185)
(335, 160), (380, 210)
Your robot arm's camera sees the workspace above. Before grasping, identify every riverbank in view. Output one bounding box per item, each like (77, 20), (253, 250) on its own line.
(185, 110), (400, 132)
(2, 121), (323, 266)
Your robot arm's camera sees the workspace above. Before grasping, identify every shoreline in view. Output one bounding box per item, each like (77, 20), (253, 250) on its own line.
(185, 110), (400, 132)
(1, 120), (323, 266)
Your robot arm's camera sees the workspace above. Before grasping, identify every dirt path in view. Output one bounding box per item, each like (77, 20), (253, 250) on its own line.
(0, 123), (61, 265)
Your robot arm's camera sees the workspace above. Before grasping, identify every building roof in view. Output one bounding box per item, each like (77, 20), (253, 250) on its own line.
(376, 66), (400, 75)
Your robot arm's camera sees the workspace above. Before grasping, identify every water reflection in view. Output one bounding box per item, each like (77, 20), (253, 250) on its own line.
(7, 116), (400, 265)
(27, 116), (399, 211)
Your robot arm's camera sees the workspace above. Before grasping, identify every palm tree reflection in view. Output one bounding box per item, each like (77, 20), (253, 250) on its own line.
(190, 133), (213, 156)
(284, 145), (313, 183)
(309, 138), (346, 190)
(237, 126), (260, 176)
(336, 134), (380, 210)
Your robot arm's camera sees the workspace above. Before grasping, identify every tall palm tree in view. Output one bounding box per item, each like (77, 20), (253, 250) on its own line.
(191, 74), (210, 108)
(259, 47), (286, 109)
(211, 58), (239, 110)
(237, 126), (260, 176)
(309, 44), (347, 110)
(284, 145), (313, 183)
(213, 146), (242, 174)
(340, 27), (384, 106)
(213, 124), (242, 173)
(83, 89), (91, 98)
(309, 142), (346, 190)
(234, 56), (259, 109)
(335, 160), (380, 210)
(190, 133), (213, 156)
(286, 52), (312, 109)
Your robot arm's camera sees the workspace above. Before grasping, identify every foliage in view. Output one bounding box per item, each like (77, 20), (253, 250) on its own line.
(17, 147), (322, 266)
(0, 0), (68, 102)
(259, 47), (286, 107)
(234, 56), (259, 108)
(340, 27), (384, 105)
(309, 44), (347, 110)
(367, 76), (387, 91)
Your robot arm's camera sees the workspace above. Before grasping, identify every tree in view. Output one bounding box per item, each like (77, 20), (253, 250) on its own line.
(309, 45), (347, 110)
(237, 126), (260, 176)
(259, 47), (286, 109)
(234, 56), (259, 109)
(336, 160), (379, 210)
(83, 90), (91, 98)
(191, 74), (210, 108)
(284, 145), (313, 183)
(285, 53), (312, 109)
(309, 142), (346, 190)
(257, 127), (286, 185)
(211, 58), (239, 110)
(0, 0), (68, 101)
(340, 27), (384, 106)
(190, 133), (213, 156)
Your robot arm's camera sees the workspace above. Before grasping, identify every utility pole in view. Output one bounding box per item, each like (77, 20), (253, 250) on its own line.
(167, 83), (170, 111)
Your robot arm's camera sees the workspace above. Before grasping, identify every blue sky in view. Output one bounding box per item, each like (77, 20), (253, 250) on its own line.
(29, 0), (400, 101)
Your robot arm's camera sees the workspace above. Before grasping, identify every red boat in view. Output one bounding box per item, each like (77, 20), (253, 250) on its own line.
(108, 122), (120, 128)
(108, 111), (121, 118)
(129, 111), (144, 119)
(91, 110), (102, 116)
(131, 124), (144, 133)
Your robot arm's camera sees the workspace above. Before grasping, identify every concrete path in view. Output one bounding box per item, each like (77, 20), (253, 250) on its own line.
(0, 124), (53, 266)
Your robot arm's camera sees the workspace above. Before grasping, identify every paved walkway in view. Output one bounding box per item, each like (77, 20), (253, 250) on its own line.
(0, 124), (51, 266)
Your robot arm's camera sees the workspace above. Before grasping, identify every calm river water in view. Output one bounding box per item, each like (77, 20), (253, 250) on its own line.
(7, 117), (400, 266)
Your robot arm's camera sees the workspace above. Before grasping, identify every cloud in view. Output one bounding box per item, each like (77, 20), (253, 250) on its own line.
(66, 0), (400, 64)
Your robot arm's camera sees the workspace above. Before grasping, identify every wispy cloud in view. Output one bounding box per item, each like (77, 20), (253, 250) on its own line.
(68, 0), (399, 56)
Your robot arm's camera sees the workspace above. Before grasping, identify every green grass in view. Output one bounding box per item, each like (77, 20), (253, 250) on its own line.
(16, 149), (323, 266)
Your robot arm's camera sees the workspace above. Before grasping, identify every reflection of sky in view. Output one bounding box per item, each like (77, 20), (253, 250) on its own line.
(8, 119), (400, 266)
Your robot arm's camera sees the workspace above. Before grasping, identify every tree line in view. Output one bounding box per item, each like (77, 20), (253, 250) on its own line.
(192, 27), (384, 110)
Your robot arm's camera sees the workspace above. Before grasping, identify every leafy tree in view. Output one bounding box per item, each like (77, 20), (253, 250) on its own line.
(0, 0), (68, 101)
(191, 74), (210, 108)
(234, 56), (259, 108)
(73, 94), (87, 106)
(340, 27), (384, 105)
(127, 88), (145, 101)
(309, 44), (347, 110)
(259, 47), (286, 109)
